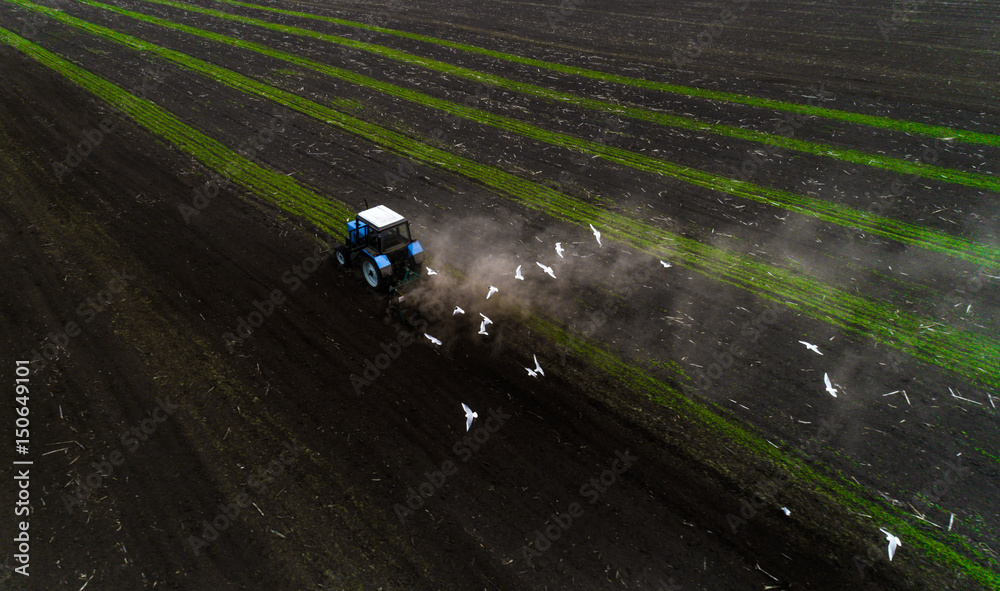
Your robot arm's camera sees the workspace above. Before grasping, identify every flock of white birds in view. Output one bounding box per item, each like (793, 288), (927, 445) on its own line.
(419, 225), (607, 433)
(419, 224), (903, 561)
(421, 222), (605, 353)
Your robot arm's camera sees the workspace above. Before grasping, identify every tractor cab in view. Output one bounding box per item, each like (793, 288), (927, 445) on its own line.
(336, 205), (424, 290)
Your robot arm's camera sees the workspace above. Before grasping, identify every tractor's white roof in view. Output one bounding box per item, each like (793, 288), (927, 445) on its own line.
(357, 205), (405, 230)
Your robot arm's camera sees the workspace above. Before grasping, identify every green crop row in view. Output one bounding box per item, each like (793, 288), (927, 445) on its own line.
(11, 0), (1000, 393)
(3, 26), (995, 587)
(50, 0), (1000, 271)
(529, 318), (1000, 589)
(124, 0), (1000, 193)
(0, 27), (353, 234)
(191, 0), (1000, 148)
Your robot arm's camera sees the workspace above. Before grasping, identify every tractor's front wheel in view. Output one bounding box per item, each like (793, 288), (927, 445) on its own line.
(335, 246), (349, 266)
(361, 258), (383, 290)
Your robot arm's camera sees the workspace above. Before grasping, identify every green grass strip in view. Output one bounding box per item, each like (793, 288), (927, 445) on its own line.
(530, 317), (999, 589)
(53, 0), (1000, 271)
(128, 0), (1000, 194)
(4, 27), (995, 588)
(0, 27), (353, 235)
(199, 0), (1000, 148)
(11, 2), (1000, 392)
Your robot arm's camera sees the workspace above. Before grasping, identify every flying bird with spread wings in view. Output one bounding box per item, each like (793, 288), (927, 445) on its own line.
(589, 224), (602, 247)
(879, 528), (902, 561)
(799, 340), (823, 355)
(824, 372), (838, 397)
(536, 262), (557, 279)
(462, 403), (478, 431)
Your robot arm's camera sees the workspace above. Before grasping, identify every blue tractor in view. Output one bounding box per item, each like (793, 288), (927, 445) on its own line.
(335, 205), (424, 291)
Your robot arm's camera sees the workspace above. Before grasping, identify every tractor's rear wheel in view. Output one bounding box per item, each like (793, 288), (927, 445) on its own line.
(361, 258), (383, 290)
(335, 246), (349, 266)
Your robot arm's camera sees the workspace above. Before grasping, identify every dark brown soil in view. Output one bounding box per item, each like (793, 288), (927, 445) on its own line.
(0, 0), (997, 589)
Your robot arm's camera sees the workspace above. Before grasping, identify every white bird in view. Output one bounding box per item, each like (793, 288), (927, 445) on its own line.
(823, 372), (838, 397)
(479, 313), (493, 326)
(536, 261), (556, 279)
(532, 354), (544, 377)
(425, 267), (438, 275)
(589, 223), (602, 246)
(478, 320), (489, 336)
(879, 528), (901, 561)
(525, 366), (538, 378)
(453, 306), (465, 316)
(799, 341), (823, 355)
(487, 285), (498, 300)
(514, 264), (524, 280)
(555, 242), (565, 258)
(424, 333), (442, 346)
(660, 260), (672, 268)
(781, 507), (791, 516)
(462, 403), (478, 432)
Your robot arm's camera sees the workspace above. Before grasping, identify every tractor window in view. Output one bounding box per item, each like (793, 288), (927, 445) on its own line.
(352, 221), (370, 244)
(357, 222), (378, 249)
(380, 223), (411, 252)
